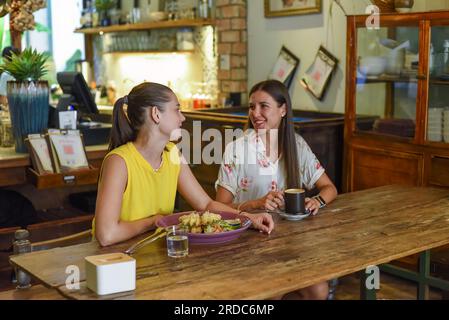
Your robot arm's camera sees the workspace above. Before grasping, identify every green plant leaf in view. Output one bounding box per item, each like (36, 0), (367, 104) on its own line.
(0, 47), (49, 81)
(95, 0), (116, 11)
(35, 22), (51, 33)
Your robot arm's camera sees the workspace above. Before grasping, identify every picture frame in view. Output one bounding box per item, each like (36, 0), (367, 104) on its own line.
(301, 46), (338, 101)
(264, 0), (322, 18)
(268, 46), (300, 89)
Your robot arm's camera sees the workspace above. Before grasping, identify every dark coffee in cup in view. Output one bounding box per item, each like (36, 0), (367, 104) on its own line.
(284, 189), (305, 215)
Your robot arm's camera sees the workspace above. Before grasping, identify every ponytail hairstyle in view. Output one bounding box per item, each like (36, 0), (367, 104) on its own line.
(247, 80), (300, 189)
(109, 82), (175, 151)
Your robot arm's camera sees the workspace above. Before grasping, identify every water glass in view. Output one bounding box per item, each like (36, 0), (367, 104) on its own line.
(166, 225), (189, 258)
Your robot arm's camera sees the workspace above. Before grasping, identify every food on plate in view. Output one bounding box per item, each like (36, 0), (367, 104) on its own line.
(178, 211), (242, 234)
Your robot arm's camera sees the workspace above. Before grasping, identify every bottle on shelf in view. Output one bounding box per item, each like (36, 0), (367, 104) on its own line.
(198, 0), (209, 19)
(92, 1), (99, 27)
(166, 0), (179, 21)
(81, 0), (93, 28)
(117, 0), (128, 25)
(109, 0), (122, 25)
(131, 0), (141, 24)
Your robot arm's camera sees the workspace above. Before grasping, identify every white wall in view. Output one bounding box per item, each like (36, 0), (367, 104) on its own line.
(248, 0), (348, 112)
(248, 0), (449, 113)
(51, 0), (85, 72)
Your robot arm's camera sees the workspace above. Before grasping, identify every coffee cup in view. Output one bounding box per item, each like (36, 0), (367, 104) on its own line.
(284, 188), (306, 215)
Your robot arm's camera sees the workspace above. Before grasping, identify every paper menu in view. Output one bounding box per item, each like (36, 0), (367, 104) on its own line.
(47, 130), (89, 172)
(26, 134), (54, 174)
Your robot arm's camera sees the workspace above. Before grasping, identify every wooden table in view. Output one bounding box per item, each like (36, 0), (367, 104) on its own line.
(9, 185), (449, 300)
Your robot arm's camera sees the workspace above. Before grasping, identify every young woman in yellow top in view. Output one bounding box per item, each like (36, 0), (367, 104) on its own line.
(95, 82), (274, 246)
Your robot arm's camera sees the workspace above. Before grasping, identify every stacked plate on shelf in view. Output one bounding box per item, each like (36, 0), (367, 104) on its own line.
(444, 108), (449, 143)
(428, 108), (443, 142)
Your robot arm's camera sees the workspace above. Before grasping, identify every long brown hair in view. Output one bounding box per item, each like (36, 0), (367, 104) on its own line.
(109, 82), (174, 151)
(247, 80), (300, 189)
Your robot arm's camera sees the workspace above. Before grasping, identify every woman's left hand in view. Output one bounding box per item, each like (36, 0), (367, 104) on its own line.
(242, 212), (274, 234)
(305, 197), (320, 216)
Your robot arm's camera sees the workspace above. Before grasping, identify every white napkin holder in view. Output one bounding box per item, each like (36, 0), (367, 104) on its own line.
(85, 253), (136, 295)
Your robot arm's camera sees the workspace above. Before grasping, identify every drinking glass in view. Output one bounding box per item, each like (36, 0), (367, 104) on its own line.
(166, 225), (189, 258)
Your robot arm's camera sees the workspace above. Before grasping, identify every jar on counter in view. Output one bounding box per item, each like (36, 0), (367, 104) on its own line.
(0, 115), (14, 148)
(13, 229), (32, 289)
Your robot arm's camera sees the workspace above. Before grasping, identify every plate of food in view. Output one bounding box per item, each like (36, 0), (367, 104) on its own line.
(156, 211), (252, 244)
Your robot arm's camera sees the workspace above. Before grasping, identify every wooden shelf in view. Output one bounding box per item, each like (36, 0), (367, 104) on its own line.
(429, 78), (449, 85)
(357, 76), (418, 84)
(357, 76), (449, 85)
(103, 50), (195, 55)
(74, 19), (215, 34)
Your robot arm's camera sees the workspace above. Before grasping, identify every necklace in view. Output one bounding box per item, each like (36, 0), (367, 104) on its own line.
(152, 157), (163, 172)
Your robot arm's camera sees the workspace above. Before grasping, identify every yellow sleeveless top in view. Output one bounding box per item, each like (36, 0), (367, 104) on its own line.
(93, 142), (181, 231)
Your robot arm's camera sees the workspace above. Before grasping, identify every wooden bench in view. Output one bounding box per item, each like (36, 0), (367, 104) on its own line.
(0, 215), (93, 291)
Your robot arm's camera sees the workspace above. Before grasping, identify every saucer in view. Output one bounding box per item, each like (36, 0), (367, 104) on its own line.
(278, 211), (311, 221)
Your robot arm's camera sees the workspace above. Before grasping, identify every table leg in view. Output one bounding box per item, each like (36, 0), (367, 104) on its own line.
(418, 250), (430, 300)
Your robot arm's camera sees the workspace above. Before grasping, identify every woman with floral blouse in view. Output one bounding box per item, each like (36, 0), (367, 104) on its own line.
(215, 79), (337, 300)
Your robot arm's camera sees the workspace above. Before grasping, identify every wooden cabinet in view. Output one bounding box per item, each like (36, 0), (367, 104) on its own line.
(344, 11), (449, 192)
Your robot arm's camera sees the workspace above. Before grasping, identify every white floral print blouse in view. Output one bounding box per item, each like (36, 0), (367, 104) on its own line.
(215, 130), (325, 204)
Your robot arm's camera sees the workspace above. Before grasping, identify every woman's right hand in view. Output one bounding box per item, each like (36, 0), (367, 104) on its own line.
(241, 212), (274, 234)
(255, 191), (284, 211)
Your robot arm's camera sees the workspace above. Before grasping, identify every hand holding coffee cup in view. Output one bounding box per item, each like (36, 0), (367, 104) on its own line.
(305, 197), (320, 216)
(284, 189), (306, 215)
(257, 191), (285, 211)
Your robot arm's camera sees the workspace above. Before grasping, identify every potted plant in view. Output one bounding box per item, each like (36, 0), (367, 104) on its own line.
(0, 47), (49, 153)
(95, 0), (116, 26)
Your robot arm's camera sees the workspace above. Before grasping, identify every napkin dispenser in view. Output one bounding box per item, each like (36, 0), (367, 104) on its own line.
(85, 253), (136, 295)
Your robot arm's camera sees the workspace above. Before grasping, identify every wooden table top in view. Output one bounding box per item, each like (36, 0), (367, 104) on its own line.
(10, 185), (449, 300)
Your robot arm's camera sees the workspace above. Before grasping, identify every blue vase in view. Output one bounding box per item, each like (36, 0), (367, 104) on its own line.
(7, 81), (49, 153)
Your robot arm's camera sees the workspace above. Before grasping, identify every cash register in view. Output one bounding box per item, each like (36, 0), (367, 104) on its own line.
(53, 72), (111, 146)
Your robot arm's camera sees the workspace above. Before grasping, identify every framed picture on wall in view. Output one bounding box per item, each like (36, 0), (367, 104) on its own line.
(264, 0), (322, 17)
(301, 46), (338, 101)
(268, 46), (300, 89)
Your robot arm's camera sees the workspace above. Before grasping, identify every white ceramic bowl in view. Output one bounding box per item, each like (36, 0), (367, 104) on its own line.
(359, 56), (387, 76)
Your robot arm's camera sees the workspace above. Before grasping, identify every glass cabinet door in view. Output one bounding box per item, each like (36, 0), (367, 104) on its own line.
(355, 25), (420, 139)
(428, 26), (449, 143)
